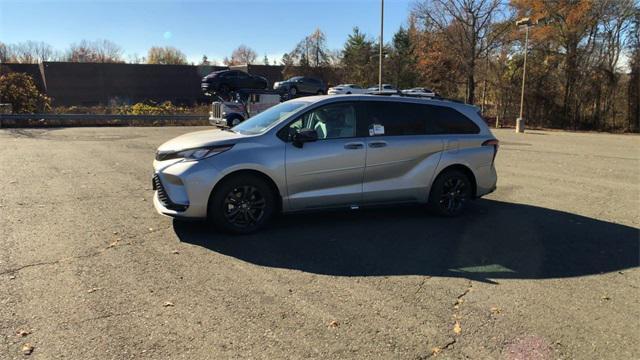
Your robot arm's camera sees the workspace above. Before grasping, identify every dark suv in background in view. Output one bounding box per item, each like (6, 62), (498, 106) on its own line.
(273, 76), (326, 96)
(201, 70), (268, 95)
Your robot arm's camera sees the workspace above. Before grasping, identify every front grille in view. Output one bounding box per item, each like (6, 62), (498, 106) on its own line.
(211, 102), (222, 119)
(153, 174), (188, 212)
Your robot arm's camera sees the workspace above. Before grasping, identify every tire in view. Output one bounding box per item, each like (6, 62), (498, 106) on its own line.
(226, 116), (243, 127)
(428, 169), (472, 217)
(346, 92), (351, 95)
(317, 90), (324, 95)
(289, 86), (297, 96)
(208, 174), (277, 234)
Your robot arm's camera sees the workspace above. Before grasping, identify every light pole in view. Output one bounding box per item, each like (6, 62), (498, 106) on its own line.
(515, 17), (533, 133)
(379, 0), (384, 91)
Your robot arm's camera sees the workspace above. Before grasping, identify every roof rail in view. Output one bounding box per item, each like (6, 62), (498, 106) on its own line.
(367, 91), (464, 104)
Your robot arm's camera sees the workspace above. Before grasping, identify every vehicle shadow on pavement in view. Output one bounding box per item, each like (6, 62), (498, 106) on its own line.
(173, 199), (639, 282)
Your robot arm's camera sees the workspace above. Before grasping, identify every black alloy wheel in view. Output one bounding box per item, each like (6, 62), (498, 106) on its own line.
(223, 185), (266, 229)
(428, 170), (472, 216)
(209, 174), (276, 233)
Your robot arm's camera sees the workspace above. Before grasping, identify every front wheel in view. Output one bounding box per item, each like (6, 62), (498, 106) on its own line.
(227, 116), (243, 127)
(428, 170), (472, 216)
(289, 87), (297, 96)
(209, 174), (277, 234)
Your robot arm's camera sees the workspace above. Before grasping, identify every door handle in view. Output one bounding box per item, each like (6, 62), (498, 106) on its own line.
(344, 142), (364, 150)
(369, 141), (387, 148)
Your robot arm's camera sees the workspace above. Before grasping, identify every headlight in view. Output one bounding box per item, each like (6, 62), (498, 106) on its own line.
(156, 145), (233, 162)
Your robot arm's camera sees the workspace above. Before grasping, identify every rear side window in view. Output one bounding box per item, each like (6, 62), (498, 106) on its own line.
(431, 106), (480, 134)
(364, 101), (480, 136)
(366, 102), (426, 136)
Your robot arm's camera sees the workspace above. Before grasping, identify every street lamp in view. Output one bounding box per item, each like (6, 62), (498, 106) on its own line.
(379, 0), (384, 91)
(515, 17), (534, 133)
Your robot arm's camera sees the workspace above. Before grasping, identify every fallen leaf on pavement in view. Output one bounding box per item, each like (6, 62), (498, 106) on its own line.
(431, 347), (442, 356)
(172, 250), (179, 254)
(163, 301), (175, 307)
(21, 343), (34, 355)
(9, 275), (16, 280)
(490, 307), (502, 314)
(328, 320), (339, 328)
(106, 240), (119, 249)
(87, 287), (102, 293)
(453, 321), (462, 335)
(16, 330), (31, 337)
(601, 296), (611, 301)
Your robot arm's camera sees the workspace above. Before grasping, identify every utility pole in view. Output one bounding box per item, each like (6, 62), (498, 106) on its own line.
(379, 0), (384, 91)
(516, 17), (534, 133)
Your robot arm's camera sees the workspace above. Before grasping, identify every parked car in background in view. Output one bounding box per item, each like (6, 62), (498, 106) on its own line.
(153, 94), (498, 233)
(209, 90), (282, 127)
(327, 84), (367, 95)
(273, 76), (326, 96)
(201, 70), (268, 95)
(402, 87), (437, 97)
(366, 84), (398, 94)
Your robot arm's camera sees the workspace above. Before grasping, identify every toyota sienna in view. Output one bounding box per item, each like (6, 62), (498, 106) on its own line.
(153, 95), (498, 233)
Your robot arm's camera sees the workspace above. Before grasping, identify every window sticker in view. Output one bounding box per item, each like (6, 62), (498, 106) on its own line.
(372, 123), (385, 136)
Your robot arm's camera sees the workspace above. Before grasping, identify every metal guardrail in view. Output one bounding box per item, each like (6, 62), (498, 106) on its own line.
(0, 113), (209, 127)
(0, 114), (208, 121)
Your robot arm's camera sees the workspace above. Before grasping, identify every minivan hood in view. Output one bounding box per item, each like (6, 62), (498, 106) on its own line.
(157, 129), (245, 152)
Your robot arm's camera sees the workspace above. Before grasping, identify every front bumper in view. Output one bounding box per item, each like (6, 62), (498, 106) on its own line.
(208, 115), (228, 127)
(152, 159), (220, 219)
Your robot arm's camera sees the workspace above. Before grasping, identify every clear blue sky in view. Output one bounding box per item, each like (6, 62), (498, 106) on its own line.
(0, 0), (412, 64)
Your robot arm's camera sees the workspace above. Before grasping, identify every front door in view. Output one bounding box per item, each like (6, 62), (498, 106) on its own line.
(284, 102), (365, 210)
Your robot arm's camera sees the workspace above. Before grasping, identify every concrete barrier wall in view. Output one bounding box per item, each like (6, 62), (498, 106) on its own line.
(2, 62), (343, 107)
(40, 62), (228, 106)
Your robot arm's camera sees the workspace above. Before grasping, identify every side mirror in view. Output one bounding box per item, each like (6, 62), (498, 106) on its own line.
(292, 128), (318, 148)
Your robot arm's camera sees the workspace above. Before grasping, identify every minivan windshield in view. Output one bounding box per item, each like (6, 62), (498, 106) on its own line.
(232, 101), (309, 135)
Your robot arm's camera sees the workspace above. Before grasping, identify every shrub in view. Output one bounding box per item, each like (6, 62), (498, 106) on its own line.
(0, 72), (51, 113)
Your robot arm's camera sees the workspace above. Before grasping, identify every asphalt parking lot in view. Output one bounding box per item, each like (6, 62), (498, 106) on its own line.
(1, 126), (638, 359)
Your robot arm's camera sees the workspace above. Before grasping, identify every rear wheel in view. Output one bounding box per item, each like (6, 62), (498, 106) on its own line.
(428, 170), (472, 216)
(289, 86), (297, 96)
(209, 174), (276, 234)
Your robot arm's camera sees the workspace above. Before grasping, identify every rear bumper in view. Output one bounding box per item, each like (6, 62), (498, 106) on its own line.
(474, 164), (498, 197)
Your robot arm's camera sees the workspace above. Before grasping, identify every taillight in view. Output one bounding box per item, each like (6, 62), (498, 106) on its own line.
(482, 139), (500, 164)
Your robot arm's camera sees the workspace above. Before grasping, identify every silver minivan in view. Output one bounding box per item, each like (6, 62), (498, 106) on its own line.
(153, 95), (498, 233)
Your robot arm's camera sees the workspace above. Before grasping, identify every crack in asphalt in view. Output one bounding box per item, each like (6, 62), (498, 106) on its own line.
(75, 309), (140, 324)
(0, 225), (171, 276)
(423, 281), (474, 358)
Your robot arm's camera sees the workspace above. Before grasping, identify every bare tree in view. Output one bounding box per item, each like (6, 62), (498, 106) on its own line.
(0, 42), (10, 63)
(287, 28), (332, 68)
(66, 39), (123, 63)
(93, 39), (123, 63)
(413, 0), (511, 104)
(9, 41), (55, 63)
(146, 46), (188, 65)
(224, 45), (257, 65)
(127, 53), (146, 64)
